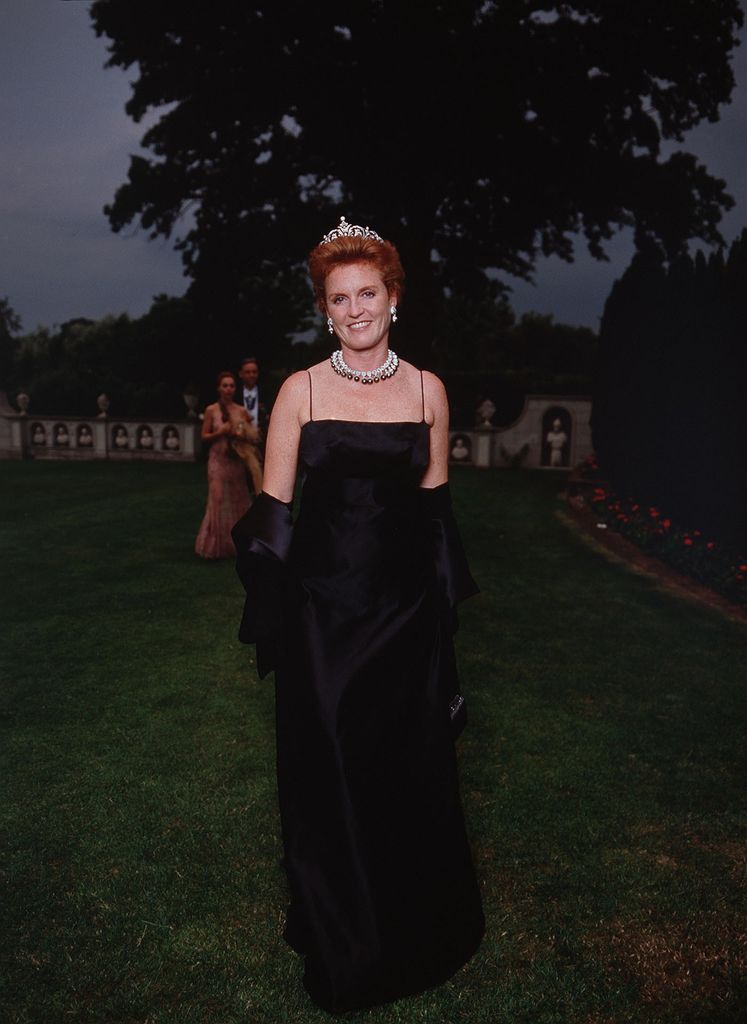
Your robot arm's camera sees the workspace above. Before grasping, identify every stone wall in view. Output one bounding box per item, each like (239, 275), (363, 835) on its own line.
(448, 395), (593, 470)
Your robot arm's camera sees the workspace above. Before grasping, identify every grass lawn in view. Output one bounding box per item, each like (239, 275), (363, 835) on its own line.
(1, 459), (746, 1024)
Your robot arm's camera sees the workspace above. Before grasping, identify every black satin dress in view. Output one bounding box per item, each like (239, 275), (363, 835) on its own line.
(232, 415), (484, 1014)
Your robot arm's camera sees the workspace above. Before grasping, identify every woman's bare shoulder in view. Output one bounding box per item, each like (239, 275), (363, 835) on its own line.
(306, 357), (331, 375)
(412, 367), (447, 426)
(272, 371), (313, 419)
(276, 370), (311, 397)
(421, 369), (447, 399)
(398, 361), (447, 401)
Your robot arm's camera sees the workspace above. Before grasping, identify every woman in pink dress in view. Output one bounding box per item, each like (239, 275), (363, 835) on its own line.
(195, 371), (256, 559)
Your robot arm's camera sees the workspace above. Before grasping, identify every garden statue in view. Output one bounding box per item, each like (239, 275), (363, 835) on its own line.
(137, 425), (154, 449)
(113, 426), (129, 449)
(546, 417), (568, 467)
(450, 436), (470, 462)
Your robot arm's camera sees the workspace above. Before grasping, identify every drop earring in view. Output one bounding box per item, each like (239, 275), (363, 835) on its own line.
(327, 316), (334, 334)
(390, 305), (398, 323)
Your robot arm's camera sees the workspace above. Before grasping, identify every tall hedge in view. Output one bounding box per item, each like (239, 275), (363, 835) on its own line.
(593, 232), (747, 548)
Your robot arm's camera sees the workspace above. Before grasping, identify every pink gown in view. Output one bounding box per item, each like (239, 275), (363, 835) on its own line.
(195, 405), (252, 559)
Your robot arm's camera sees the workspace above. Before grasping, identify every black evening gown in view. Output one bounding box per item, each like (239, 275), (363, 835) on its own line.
(232, 417), (484, 1013)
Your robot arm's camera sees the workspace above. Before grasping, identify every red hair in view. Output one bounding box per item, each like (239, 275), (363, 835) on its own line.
(307, 235), (405, 313)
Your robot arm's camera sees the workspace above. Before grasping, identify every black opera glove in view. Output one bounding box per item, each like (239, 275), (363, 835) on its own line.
(418, 482), (480, 634)
(231, 491), (294, 678)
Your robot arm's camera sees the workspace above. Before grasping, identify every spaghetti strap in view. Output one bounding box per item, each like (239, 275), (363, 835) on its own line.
(420, 370), (425, 423)
(307, 369), (313, 421)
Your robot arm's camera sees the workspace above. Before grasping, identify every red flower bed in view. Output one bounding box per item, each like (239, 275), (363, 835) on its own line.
(570, 456), (747, 608)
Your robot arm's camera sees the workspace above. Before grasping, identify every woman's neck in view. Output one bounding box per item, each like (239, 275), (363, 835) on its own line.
(339, 341), (389, 371)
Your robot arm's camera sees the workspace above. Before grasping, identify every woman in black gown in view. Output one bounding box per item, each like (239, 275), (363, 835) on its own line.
(232, 217), (484, 1013)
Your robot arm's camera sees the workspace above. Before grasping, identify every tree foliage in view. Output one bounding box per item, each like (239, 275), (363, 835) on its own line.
(8, 297), (202, 418)
(90, 0), (743, 365)
(0, 297), (22, 385)
(3, 287), (597, 423)
(593, 231), (747, 548)
(437, 294), (598, 426)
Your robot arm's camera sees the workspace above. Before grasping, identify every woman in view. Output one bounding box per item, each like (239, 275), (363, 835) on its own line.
(232, 218), (484, 1012)
(195, 371), (256, 559)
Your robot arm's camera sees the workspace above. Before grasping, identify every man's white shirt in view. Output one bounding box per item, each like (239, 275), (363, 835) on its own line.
(243, 387), (259, 425)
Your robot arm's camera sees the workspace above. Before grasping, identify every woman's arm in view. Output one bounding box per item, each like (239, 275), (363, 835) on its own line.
(420, 371), (449, 489)
(417, 372), (479, 620)
(260, 371), (308, 502)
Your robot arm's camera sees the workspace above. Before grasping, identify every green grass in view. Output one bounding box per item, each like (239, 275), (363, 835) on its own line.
(2, 461), (746, 1024)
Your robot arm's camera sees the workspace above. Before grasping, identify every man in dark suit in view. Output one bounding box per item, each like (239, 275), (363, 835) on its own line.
(238, 356), (269, 437)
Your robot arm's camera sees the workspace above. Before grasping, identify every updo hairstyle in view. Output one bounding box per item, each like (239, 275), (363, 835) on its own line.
(216, 370), (237, 387)
(307, 235), (405, 314)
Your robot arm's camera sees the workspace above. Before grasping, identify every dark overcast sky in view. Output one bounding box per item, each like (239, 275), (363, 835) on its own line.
(2, 1), (746, 334)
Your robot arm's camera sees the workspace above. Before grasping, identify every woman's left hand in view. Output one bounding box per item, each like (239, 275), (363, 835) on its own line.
(232, 417), (259, 441)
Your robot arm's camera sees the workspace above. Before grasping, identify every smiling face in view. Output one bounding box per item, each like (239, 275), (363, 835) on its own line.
(324, 262), (395, 357)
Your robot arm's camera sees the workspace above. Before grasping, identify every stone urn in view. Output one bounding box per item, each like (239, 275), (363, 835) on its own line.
(16, 392), (29, 416)
(97, 393), (110, 418)
(182, 388), (199, 418)
(475, 398), (496, 430)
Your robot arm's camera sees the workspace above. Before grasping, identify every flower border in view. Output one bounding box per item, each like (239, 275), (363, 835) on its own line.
(568, 456), (747, 609)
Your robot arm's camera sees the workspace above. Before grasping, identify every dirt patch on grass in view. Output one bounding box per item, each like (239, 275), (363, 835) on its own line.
(586, 911), (747, 1011)
(686, 834), (747, 888)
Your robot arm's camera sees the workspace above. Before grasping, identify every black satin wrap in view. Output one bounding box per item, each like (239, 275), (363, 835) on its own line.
(232, 420), (484, 1013)
(418, 481), (480, 632)
(231, 491), (293, 679)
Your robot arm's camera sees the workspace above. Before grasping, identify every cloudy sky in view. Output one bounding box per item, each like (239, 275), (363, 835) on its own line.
(2, 1), (746, 334)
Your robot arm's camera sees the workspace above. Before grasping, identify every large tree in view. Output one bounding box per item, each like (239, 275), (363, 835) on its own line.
(593, 232), (747, 547)
(91, 0), (743, 367)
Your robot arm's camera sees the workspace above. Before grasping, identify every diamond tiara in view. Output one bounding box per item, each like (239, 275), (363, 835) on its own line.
(320, 216), (383, 246)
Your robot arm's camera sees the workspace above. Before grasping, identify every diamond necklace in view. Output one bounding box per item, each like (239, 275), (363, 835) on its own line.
(330, 348), (399, 384)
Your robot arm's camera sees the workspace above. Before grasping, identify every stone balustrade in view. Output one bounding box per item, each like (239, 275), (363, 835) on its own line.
(1, 390), (594, 469)
(0, 394), (200, 461)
